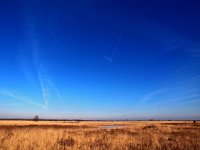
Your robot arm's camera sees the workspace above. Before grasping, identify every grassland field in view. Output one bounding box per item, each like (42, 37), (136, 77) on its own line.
(0, 120), (199, 150)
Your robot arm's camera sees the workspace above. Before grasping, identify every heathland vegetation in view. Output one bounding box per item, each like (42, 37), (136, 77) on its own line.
(0, 120), (199, 150)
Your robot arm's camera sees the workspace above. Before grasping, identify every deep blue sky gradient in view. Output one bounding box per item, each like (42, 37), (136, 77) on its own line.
(0, 0), (200, 119)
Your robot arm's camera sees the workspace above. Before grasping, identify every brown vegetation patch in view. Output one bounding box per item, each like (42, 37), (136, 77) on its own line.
(143, 125), (158, 130)
(58, 137), (75, 148)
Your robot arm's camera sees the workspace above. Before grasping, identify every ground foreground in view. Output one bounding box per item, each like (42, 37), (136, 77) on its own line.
(0, 120), (199, 150)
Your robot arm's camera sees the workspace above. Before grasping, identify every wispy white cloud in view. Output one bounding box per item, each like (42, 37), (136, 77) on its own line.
(31, 43), (64, 110)
(156, 26), (200, 58)
(135, 81), (200, 110)
(182, 99), (200, 104)
(140, 88), (169, 104)
(47, 79), (64, 105)
(37, 70), (50, 109)
(134, 88), (170, 108)
(15, 1), (64, 110)
(132, 16), (200, 59)
(142, 93), (200, 108)
(104, 56), (113, 63)
(0, 89), (44, 108)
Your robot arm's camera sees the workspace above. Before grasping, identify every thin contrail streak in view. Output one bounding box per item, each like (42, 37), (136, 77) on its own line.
(48, 79), (64, 105)
(33, 47), (64, 109)
(31, 34), (65, 109)
(0, 90), (44, 108)
(142, 93), (200, 108)
(104, 25), (126, 63)
(1, 0), (64, 111)
(134, 88), (170, 109)
(27, 15), (63, 109)
(29, 23), (50, 110)
(37, 70), (49, 109)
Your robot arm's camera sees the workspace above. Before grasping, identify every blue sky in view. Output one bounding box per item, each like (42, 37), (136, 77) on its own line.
(0, 0), (200, 120)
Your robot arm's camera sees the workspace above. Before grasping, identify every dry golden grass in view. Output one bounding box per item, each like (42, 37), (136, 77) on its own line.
(0, 120), (199, 150)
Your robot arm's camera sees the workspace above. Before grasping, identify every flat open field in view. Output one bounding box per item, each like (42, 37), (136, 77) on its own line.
(0, 120), (199, 150)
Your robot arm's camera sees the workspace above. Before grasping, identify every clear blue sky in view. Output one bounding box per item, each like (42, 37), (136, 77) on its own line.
(0, 0), (200, 120)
